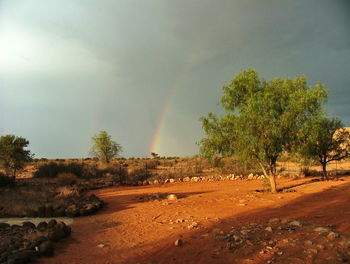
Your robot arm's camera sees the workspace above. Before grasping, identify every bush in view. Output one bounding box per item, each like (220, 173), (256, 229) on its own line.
(55, 173), (78, 185)
(0, 173), (14, 187)
(127, 166), (149, 183)
(34, 162), (84, 178)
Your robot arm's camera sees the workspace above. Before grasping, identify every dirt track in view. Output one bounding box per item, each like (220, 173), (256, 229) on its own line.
(38, 178), (350, 264)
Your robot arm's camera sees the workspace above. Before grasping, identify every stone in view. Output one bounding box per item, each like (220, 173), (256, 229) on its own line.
(314, 227), (330, 233)
(247, 173), (254, 180)
(265, 226), (273, 232)
(304, 240), (313, 246)
(174, 239), (183, 247)
(183, 177), (190, 182)
(327, 231), (339, 240)
(289, 220), (302, 227)
(97, 243), (105, 248)
(48, 219), (57, 228)
(167, 194), (178, 201)
(268, 218), (280, 223)
(22, 221), (36, 229)
(38, 241), (54, 257)
(37, 222), (48, 231)
(188, 222), (198, 229)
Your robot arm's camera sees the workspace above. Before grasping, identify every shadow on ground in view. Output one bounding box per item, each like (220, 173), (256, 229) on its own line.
(124, 182), (350, 264)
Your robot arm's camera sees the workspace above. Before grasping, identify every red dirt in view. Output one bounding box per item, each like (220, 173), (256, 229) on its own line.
(38, 178), (350, 264)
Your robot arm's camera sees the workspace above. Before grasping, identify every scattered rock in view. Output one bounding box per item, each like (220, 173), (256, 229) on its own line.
(167, 194), (178, 201)
(188, 222), (199, 229)
(314, 227), (330, 233)
(265, 226), (273, 232)
(289, 220), (303, 227)
(327, 231), (339, 240)
(174, 239), (183, 247)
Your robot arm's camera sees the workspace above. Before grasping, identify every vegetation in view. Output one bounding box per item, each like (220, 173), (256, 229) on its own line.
(0, 134), (32, 182)
(199, 69), (327, 192)
(298, 117), (350, 180)
(91, 131), (122, 163)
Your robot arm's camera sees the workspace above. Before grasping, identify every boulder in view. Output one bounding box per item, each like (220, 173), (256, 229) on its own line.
(38, 241), (53, 257)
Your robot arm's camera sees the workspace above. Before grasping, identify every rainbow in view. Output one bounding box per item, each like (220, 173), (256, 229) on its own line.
(149, 59), (194, 156)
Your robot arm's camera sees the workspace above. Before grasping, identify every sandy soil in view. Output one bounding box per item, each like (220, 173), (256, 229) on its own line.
(37, 177), (350, 264)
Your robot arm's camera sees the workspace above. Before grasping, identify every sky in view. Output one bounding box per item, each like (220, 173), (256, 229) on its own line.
(0, 0), (350, 158)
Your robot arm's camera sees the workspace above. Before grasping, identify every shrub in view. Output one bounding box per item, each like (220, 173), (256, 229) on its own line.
(0, 172), (14, 187)
(55, 173), (78, 185)
(33, 162), (84, 178)
(127, 166), (149, 183)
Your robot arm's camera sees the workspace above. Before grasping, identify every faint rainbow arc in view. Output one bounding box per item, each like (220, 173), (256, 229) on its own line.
(149, 61), (193, 156)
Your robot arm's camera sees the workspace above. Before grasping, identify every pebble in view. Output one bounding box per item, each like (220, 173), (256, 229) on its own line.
(97, 243), (105, 248)
(167, 194), (178, 201)
(327, 231), (339, 240)
(314, 227), (330, 233)
(265, 226), (273, 232)
(289, 220), (302, 227)
(174, 239), (183, 247)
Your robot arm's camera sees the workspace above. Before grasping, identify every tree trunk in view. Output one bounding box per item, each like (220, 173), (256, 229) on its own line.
(322, 162), (327, 181)
(269, 173), (277, 193)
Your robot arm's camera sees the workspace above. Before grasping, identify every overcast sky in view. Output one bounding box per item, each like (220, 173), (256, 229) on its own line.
(1, 0), (349, 158)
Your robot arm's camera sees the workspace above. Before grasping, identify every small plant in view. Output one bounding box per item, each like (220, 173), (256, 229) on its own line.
(55, 173), (78, 185)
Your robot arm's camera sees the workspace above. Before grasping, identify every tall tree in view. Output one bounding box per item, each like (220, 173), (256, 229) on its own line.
(91, 131), (122, 163)
(298, 117), (350, 180)
(199, 69), (327, 192)
(0, 135), (33, 181)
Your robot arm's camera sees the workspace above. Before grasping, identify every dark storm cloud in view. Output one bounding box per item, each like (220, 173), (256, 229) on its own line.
(0, 0), (349, 157)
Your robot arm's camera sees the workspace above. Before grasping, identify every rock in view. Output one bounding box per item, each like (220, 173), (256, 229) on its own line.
(188, 222), (198, 229)
(289, 220), (302, 227)
(265, 226), (273, 232)
(0, 223), (10, 229)
(191, 177), (199, 182)
(281, 219), (289, 224)
(304, 240), (313, 246)
(167, 194), (178, 201)
(183, 177), (190, 182)
(37, 222), (48, 231)
(48, 219), (57, 228)
(22, 222), (36, 229)
(38, 241), (54, 257)
(97, 243), (105, 248)
(346, 240), (350, 248)
(169, 179), (175, 183)
(314, 227), (330, 233)
(247, 173), (254, 180)
(327, 231), (339, 240)
(268, 218), (280, 223)
(174, 239), (183, 247)
(153, 180), (159, 184)
(6, 250), (35, 264)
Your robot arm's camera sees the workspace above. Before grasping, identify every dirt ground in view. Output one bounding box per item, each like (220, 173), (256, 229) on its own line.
(37, 177), (350, 264)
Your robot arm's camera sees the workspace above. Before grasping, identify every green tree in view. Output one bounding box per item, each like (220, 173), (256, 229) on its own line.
(199, 69), (327, 192)
(91, 131), (122, 163)
(0, 135), (33, 181)
(298, 117), (350, 180)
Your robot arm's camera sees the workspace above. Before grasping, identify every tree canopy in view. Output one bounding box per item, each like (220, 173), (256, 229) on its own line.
(91, 131), (122, 163)
(0, 134), (32, 180)
(298, 117), (350, 180)
(199, 69), (328, 192)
